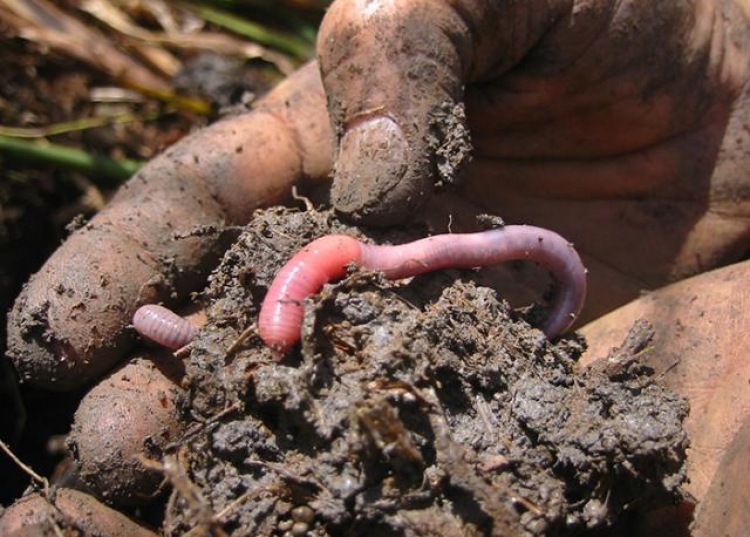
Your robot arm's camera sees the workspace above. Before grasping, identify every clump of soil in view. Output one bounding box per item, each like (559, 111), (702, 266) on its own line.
(168, 207), (688, 536)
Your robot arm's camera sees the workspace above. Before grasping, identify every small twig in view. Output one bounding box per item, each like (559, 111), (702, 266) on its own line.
(174, 344), (192, 359)
(291, 185), (315, 212)
(0, 440), (69, 533)
(45, 511), (66, 537)
(206, 402), (243, 425)
(508, 492), (543, 516)
(245, 459), (326, 492)
(0, 438), (49, 496)
(211, 487), (281, 537)
(660, 358), (681, 379)
(213, 488), (265, 522)
(174, 402), (243, 447)
(0, 440), (72, 534)
(475, 395), (499, 443)
(225, 324), (258, 357)
(142, 448), (220, 537)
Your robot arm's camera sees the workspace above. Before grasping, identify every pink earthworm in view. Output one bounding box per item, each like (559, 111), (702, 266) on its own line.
(132, 304), (197, 350)
(258, 226), (587, 355)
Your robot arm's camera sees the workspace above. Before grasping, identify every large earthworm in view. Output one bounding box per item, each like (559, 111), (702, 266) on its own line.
(258, 226), (587, 355)
(132, 304), (197, 350)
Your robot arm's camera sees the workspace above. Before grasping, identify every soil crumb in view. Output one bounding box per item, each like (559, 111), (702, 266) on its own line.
(169, 207), (688, 536)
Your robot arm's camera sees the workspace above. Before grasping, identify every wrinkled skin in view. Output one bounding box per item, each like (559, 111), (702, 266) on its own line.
(321, 0), (750, 320)
(6, 0), (750, 533)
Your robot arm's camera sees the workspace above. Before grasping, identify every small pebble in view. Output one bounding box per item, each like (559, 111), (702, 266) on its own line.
(291, 521), (309, 536)
(291, 505), (315, 524)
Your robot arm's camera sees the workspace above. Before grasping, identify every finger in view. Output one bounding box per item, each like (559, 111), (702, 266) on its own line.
(692, 417), (750, 536)
(69, 351), (185, 507)
(317, 0), (567, 224)
(579, 259), (750, 502)
(7, 62), (333, 390)
(0, 489), (157, 537)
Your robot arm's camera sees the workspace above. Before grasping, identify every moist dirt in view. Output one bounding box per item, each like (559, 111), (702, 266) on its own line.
(164, 206), (688, 536)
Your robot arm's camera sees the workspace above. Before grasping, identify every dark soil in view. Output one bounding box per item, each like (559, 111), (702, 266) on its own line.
(163, 207), (688, 536)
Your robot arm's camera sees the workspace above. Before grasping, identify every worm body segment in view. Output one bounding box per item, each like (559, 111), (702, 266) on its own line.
(259, 226), (587, 354)
(132, 304), (197, 350)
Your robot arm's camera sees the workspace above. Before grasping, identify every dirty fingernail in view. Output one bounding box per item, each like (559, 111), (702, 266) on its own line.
(332, 116), (423, 225)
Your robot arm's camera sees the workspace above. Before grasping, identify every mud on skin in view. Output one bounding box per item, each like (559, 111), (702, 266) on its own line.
(168, 207), (688, 536)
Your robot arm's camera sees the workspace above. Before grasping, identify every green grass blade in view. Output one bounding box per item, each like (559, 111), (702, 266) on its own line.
(0, 136), (143, 185)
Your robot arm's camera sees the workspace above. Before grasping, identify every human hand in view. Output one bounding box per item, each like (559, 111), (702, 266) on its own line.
(5, 0), (750, 533)
(318, 0), (750, 319)
(317, 5), (750, 531)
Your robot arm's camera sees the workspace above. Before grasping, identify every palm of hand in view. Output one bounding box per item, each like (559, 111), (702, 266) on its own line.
(449, 0), (750, 320)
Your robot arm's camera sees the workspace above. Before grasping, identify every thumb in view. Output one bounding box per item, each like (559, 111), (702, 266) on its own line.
(319, 0), (570, 224)
(317, 0), (476, 225)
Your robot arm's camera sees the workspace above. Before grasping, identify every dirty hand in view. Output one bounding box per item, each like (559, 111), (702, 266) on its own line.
(320, 4), (750, 524)
(320, 6), (750, 531)
(320, 0), (750, 317)
(329, 4), (750, 529)
(4, 0), (750, 533)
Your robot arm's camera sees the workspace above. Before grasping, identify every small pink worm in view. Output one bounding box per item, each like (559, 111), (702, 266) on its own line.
(258, 226), (587, 355)
(132, 304), (197, 350)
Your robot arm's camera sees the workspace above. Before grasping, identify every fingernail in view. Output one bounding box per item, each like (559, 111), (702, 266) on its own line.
(332, 116), (410, 222)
